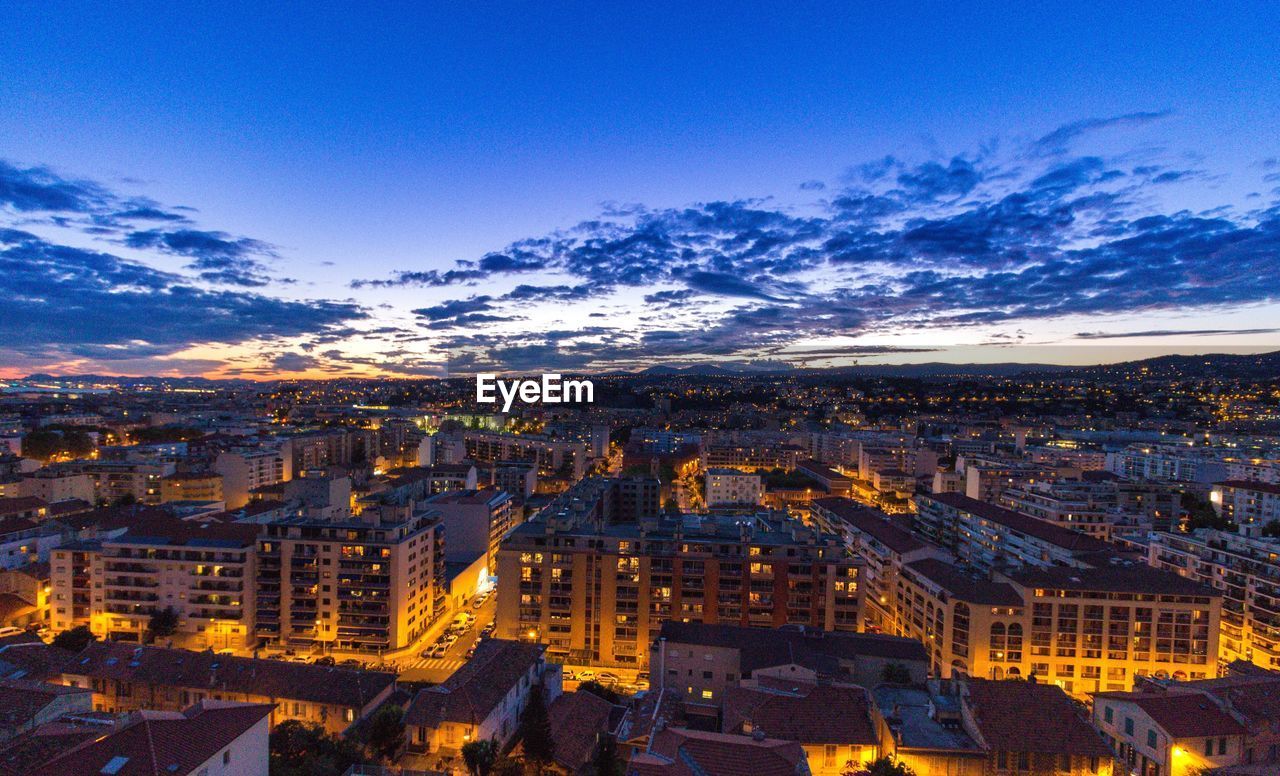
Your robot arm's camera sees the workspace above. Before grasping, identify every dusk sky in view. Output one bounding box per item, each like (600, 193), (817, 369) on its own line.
(3, 3), (1280, 379)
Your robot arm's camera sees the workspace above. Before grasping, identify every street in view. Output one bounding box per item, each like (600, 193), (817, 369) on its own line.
(396, 592), (498, 684)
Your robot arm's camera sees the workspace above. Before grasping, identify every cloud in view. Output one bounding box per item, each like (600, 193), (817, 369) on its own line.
(0, 160), (110, 213)
(1075, 328), (1280, 339)
(124, 228), (278, 286)
(0, 228), (364, 367)
(1032, 110), (1172, 156)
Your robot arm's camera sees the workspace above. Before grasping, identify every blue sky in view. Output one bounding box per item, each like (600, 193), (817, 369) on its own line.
(2, 3), (1279, 377)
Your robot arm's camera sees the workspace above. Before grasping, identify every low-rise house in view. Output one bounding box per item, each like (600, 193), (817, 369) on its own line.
(1094, 670), (1280, 775)
(628, 727), (810, 776)
(30, 700), (272, 776)
(404, 639), (558, 754)
(963, 678), (1113, 776)
(722, 681), (880, 775)
(0, 677), (92, 741)
(547, 689), (627, 775)
(58, 641), (394, 734)
(654, 621), (929, 704)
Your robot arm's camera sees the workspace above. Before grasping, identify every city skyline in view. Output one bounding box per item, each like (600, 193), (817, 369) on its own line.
(3, 3), (1280, 379)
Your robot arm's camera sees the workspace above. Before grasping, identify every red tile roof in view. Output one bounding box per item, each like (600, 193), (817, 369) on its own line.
(721, 683), (878, 745)
(68, 641), (394, 710)
(965, 679), (1111, 756)
(38, 701), (274, 776)
(630, 727), (808, 776)
(405, 639), (545, 728)
(1094, 689), (1248, 738)
(547, 690), (618, 773)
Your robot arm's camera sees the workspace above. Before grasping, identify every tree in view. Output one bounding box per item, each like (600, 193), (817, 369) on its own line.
(364, 704), (405, 761)
(856, 757), (917, 776)
(519, 683), (555, 764)
(592, 734), (622, 776)
(462, 738), (498, 776)
(269, 719), (366, 776)
(51, 625), (97, 653)
(147, 607), (180, 641)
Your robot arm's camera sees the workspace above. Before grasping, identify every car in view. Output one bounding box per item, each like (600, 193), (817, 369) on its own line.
(314, 656), (336, 666)
(575, 670), (596, 682)
(636, 671), (650, 682)
(290, 656), (310, 663)
(340, 659), (363, 668)
(562, 670), (577, 681)
(597, 671), (620, 685)
(0, 627), (25, 638)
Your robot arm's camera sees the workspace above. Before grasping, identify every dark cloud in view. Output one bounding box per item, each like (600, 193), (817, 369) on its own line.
(0, 160), (109, 213)
(411, 296), (495, 321)
(124, 228), (277, 286)
(0, 229), (364, 365)
(1075, 328), (1280, 339)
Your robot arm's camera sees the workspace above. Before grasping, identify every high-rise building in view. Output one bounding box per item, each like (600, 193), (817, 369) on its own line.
(495, 478), (861, 668)
(50, 514), (259, 649)
(254, 508), (446, 652)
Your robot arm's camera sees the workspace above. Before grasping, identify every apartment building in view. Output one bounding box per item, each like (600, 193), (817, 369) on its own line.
(704, 468), (763, 507)
(60, 460), (174, 505)
(426, 487), (518, 568)
(254, 508), (447, 653)
(960, 459), (1055, 503)
(914, 492), (1113, 571)
(1107, 446), (1229, 485)
(701, 444), (802, 473)
(495, 479), (862, 668)
(1146, 529), (1280, 670)
(1211, 480), (1280, 536)
(456, 430), (589, 481)
(159, 471), (225, 504)
(50, 514), (259, 650)
(811, 497), (944, 629)
(19, 468), (95, 505)
(215, 448), (288, 509)
(999, 482), (1120, 540)
(892, 559), (1221, 694)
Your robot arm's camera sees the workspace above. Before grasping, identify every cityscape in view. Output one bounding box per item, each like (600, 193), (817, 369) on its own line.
(3, 4), (1280, 776)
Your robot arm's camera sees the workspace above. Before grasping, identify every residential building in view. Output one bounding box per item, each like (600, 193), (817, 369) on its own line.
(426, 487), (518, 568)
(496, 480), (861, 668)
(20, 468), (94, 505)
(404, 639), (558, 754)
(702, 444), (802, 473)
(255, 508), (447, 652)
(1146, 529), (1280, 670)
(652, 621), (929, 704)
(722, 682), (881, 775)
(704, 468), (764, 507)
(49, 514), (259, 649)
(159, 471), (224, 505)
(58, 640), (395, 734)
(914, 493), (1114, 571)
(2, 701), (273, 776)
(1094, 689), (1247, 776)
(811, 497), (944, 629)
(214, 448), (289, 509)
(1211, 480), (1280, 536)
(627, 727), (809, 776)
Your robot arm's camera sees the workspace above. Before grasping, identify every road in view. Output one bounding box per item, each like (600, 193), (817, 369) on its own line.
(397, 593), (498, 683)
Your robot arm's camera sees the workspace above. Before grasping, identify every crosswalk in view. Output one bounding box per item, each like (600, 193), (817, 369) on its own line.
(401, 656), (466, 673)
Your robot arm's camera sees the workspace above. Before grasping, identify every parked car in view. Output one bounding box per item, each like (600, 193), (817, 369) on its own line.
(576, 670), (597, 682)
(315, 655), (336, 666)
(597, 671), (621, 685)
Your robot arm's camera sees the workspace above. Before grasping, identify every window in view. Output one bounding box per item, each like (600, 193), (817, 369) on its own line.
(1124, 717), (1134, 735)
(1059, 753), (1071, 772)
(222, 750), (230, 765)
(1205, 738), (1214, 756)
(824, 745), (837, 768)
(1219, 737), (1228, 755)
(1147, 730), (1157, 748)
(1104, 706), (1113, 723)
